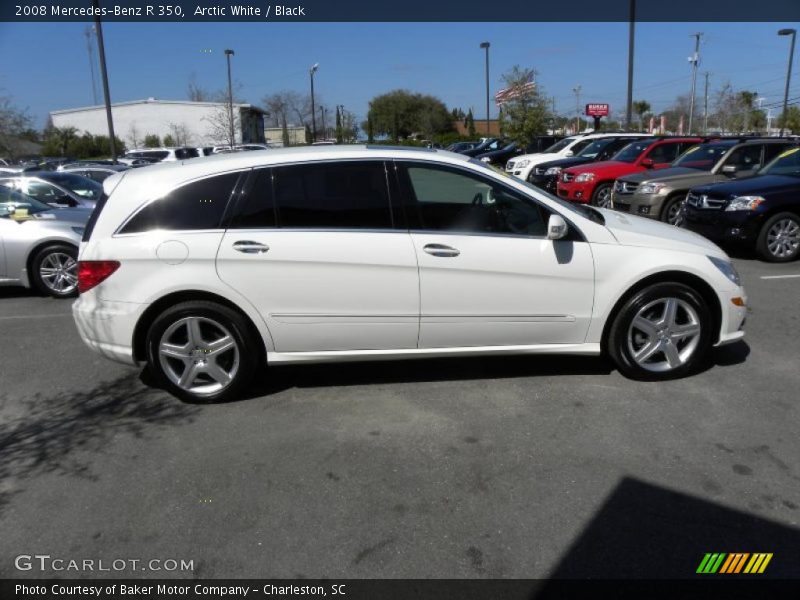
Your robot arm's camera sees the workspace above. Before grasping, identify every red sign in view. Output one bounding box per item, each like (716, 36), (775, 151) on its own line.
(585, 103), (610, 117)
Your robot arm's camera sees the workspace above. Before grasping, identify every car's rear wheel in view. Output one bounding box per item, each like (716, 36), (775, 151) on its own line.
(660, 194), (685, 226)
(145, 301), (260, 403)
(591, 183), (613, 208)
(756, 212), (800, 262)
(607, 282), (713, 380)
(30, 244), (78, 298)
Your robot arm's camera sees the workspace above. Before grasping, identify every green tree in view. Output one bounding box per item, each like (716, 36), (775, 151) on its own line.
(364, 89), (453, 141)
(143, 134), (161, 148)
(41, 126), (78, 156)
(498, 66), (550, 146)
(335, 106), (343, 144)
(163, 134), (176, 147)
(632, 100), (651, 131)
(366, 115), (375, 143)
(777, 106), (800, 133)
(0, 93), (33, 158)
(466, 108), (476, 137)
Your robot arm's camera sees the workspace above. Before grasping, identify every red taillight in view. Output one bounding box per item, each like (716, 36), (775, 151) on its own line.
(77, 260), (120, 294)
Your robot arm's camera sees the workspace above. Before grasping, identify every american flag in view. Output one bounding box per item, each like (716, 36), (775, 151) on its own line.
(494, 81), (536, 106)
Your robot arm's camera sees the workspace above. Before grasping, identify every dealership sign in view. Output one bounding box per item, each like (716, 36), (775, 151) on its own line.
(585, 103), (610, 117)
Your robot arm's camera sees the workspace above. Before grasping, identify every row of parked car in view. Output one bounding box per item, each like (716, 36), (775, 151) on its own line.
(481, 133), (800, 263)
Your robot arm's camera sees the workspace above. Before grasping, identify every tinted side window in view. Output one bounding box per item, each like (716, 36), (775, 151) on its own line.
(726, 145), (763, 169)
(120, 172), (240, 233)
(647, 143), (680, 164)
(273, 161), (392, 229)
(230, 169), (276, 229)
(403, 164), (547, 237)
(763, 144), (791, 164)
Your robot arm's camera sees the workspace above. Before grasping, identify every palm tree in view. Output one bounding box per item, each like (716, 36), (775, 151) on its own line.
(632, 100), (651, 131)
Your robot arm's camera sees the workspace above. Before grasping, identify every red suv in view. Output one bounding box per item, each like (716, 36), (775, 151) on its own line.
(556, 137), (702, 207)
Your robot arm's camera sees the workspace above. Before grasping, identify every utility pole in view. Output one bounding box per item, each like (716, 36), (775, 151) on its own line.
(480, 42), (491, 138)
(703, 71), (710, 135)
(309, 63), (319, 142)
(625, 0), (636, 132)
(573, 85), (582, 134)
(224, 49), (235, 148)
(92, 0), (117, 162)
(778, 29), (796, 137)
(687, 32), (703, 135)
(84, 26), (99, 105)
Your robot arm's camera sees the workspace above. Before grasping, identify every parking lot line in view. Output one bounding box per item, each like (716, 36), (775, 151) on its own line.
(760, 274), (800, 280)
(0, 313), (72, 321)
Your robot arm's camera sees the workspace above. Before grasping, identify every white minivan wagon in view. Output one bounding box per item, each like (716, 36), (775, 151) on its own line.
(73, 146), (747, 402)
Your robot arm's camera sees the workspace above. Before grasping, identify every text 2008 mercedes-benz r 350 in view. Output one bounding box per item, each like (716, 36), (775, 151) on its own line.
(73, 146), (747, 402)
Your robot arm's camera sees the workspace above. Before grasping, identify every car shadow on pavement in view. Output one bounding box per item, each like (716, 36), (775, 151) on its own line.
(0, 372), (199, 516)
(535, 476), (800, 589)
(0, 287), (43, 299)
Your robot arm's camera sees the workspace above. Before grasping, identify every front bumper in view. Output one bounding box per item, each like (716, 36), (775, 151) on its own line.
(556, 180), (594, 203)
(681, 207), (764, 244)
(611, 190), (668, 219)
(72, 295), (145, 366)
(717, 288), (748, 346)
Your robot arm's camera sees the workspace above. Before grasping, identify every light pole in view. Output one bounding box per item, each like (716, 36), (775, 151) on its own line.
(778, 28), (796, 137)
(224, 49), (235, 148)
(625, 0), (635, 131)
(687, 32), (702, 135)
(92, 0), (117, 162)
(480, 42), (490, 138)
(310, 63), (319, 142)
(573, 85), (582, 134)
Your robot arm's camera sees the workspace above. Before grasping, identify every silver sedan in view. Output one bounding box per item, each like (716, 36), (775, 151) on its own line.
(0, 186), (91, 298)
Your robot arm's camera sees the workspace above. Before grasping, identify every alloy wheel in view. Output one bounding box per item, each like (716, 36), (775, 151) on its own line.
(39, 252), (78, 295)
(158, 316), (240, 396)
(627, 297), (702, 373)
(594, 187), (612, 208)
(766, 218), (800, 259)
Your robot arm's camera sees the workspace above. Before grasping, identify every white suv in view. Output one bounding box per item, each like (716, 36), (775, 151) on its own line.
(73, 146), (747, 403)
(506, 133), (646, 182)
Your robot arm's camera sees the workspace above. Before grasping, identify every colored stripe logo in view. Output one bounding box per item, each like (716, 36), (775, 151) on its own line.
(697, 553), (773, 574)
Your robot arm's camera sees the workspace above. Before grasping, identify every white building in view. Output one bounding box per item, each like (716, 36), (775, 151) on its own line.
(50, 98), (267, 148)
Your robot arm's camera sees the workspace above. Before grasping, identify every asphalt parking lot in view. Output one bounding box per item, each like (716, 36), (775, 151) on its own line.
(1, 253), (799, 580)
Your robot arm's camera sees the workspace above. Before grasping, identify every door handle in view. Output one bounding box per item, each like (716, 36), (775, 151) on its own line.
(423, 243), (460, 257)
(232, 240), (269, 254)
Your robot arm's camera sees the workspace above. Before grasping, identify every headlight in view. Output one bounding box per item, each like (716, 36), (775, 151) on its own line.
(480, 157), (492, 163)
(708, 256), (741, 286)
(71, 226), (85, 235)
(575, 172), (595, 183)
(725, 196), (765, 211)
(545, 166), (562, 175)
(515, 159), (530, 169)
(639, 183), (666, 194)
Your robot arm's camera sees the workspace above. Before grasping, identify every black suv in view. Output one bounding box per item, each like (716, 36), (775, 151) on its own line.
(682, 145), (800, 262)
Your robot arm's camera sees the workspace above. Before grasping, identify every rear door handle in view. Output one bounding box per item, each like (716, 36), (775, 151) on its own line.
(232, 240), (269, 254)
(423, 243), (460, 257)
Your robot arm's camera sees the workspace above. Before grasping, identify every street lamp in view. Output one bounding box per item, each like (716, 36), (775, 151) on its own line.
(778, 28), (796, 137)
(224, 49), (235, 148)
(479, 42), (490, 138)
(310, 63), (319, 142)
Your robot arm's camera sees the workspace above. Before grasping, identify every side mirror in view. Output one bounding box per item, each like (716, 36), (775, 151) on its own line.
(564, 151), (574, 157)
(547, 214), (568, 240)
(721, 164), (737, 175)
(641, 158), (655, 168)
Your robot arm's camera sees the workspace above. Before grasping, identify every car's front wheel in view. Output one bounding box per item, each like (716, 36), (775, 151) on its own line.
(607, 282), (713, 380)
(30, 244), (78, 298)
(756, 212), (800, 262)
(145, 301), (261, 403)
(660, 194), (686, 226)
(591, 183), (613, 208)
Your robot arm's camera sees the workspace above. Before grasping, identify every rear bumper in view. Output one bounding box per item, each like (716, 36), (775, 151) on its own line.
(72, 295), (145, 366)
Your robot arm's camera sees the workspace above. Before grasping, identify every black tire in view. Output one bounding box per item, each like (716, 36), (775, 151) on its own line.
(756, 212), (800, 262)
(591, 183), (613, 208)
(660, 194), (686, 226)
(606, 282), (713, 381)
(145, 300), (261, 403)
(30, 243), (78, 298)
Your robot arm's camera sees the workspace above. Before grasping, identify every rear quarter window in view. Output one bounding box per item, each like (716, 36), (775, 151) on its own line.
(118, 172), (241, 234)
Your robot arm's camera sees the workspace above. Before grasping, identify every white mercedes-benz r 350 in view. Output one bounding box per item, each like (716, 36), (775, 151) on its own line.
(73, 146), (747, 402)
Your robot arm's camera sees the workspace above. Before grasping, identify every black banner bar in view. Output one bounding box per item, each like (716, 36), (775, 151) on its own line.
(2, 0), (800, 22)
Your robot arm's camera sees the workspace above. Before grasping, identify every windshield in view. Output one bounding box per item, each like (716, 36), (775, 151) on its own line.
(40, 173), (103, 200)
(759, 146), (800, 176)
(576, 138), (616, 159)
(673, 142), (736, 171)
(612, 140), (652, 163)
(0, 185), (53, 218)
(543, 137), (579, 153)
